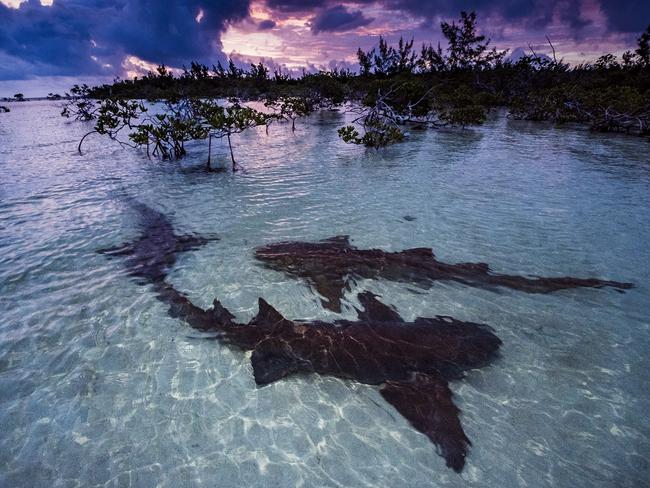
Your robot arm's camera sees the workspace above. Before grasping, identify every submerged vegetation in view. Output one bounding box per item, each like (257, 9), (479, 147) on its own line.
(61, 11), (650, 166)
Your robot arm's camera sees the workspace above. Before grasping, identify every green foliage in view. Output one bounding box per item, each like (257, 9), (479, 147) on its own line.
(199, 100), (271, 136)
(574, 86), (650, 134)
(636, 26), (650, 67)
(338, 120), (405, 147)
(129, 113), (207, 159)
(417, 43), (446, 73)
(441, 11), (507, 70)
(61, 84), (98, 121)
(436, 86), (488, 127)
(337, 125), (361, 144)
(293, 71), (350, 107)
(265, 96), (315, 130)
(357, 47), (374, 76)
(71, 94), (271, 166)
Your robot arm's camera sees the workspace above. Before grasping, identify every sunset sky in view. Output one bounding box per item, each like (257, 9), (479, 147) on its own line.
(0, 0), (648, 92)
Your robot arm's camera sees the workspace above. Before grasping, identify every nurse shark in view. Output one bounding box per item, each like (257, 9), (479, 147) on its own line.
(98, 202), (503, 472)
(255, 235), (634, 312)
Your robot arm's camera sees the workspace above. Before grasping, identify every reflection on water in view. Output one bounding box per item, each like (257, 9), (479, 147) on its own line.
(0, 101), (649, 487)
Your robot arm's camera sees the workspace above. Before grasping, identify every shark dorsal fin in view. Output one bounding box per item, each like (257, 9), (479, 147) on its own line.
(356, 292), (404, 323)
(254, 298), (287, 326)
(211, 298), (236, 326)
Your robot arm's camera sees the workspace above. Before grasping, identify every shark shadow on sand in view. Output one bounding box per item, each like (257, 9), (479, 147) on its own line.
(99, 202), (502, 472)
(97, 200), (219, 283)
(254, 235), (634, 312)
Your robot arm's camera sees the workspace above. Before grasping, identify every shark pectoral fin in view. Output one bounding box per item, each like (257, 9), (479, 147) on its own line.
(355, 292), (404, 322)
(96, 243), (134, 256)
(311, 274), (347, 313)
(380, 372), (470, 473)
(251, 339), (312, 385)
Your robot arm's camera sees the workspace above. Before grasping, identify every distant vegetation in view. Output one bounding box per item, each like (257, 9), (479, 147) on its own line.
(61, 11), (650, 167)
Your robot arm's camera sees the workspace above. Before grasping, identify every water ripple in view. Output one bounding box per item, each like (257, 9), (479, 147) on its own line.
(0, 102), (649, 487)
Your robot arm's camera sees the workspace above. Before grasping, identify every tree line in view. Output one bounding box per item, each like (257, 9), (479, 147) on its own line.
(61, 11), (650, 167)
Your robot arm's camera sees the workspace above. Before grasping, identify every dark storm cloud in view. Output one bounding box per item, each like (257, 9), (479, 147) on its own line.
(0, 0), (250, 80)
(258, 19), (277, 30)
(0, 0), (109, 79)
(386, 0), (649, 33)
(599, 0), (650, 33)
(2, 0), (648, 80)
(310, 5), (373, 33)
(365, 0), (583, 30)
(267, 0), (646, 34)
(264, 0), (327, 13)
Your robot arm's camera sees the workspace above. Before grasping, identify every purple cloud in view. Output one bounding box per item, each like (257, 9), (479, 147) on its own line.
(310, 5), (373, 34)
(0, 0), (250, 80)
(1, 0), (649, 81)
(258, 19), (277, 30)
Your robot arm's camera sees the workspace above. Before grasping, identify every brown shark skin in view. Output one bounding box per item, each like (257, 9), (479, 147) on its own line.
(99, 203), (503, 472)
(154, 285), (500, 472)
(254, 236), (635, 312)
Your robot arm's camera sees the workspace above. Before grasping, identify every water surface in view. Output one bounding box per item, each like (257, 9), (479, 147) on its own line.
(0, 101), (648, 487)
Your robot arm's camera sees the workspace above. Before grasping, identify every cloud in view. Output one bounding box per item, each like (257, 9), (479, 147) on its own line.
(599, 0), (650, 33)
(258, 19), (277, 30)
(0, 0), (251, 80)
(266, 0), (604, 34)
(265, 0), (328, 13)
(310, 5), (373, 33)
(2, 0), (648, 81)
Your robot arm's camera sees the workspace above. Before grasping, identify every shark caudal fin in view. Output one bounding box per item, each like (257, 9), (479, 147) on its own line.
(251, 338), (313, 385)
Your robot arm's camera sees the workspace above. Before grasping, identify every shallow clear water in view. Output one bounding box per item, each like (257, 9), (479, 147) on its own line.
(0, 101), (649, 487)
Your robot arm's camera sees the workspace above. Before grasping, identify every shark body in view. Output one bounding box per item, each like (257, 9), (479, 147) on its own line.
(99, 203), (502, 472)
(255, 235), (634, 311)
(155, 285), (501, 472)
